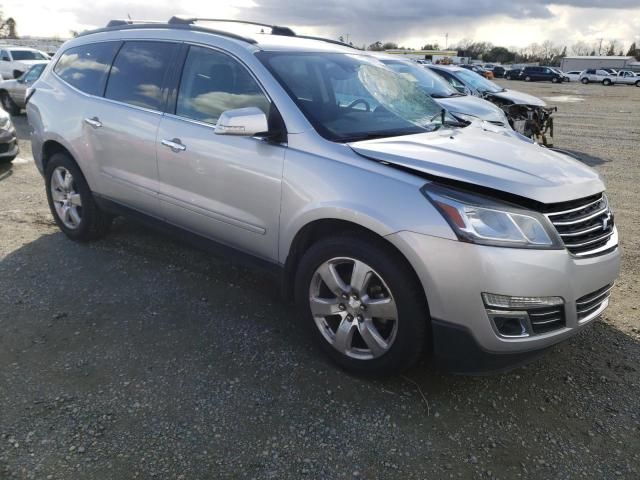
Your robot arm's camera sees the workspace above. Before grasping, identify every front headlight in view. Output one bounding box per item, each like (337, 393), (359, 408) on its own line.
(0, 115), (11, 130)
(422, 183), (562, 249)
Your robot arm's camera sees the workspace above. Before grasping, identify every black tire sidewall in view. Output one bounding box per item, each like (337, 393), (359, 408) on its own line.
(45, 153), (102, 241)
(294, 235), (428, 376)
(1, 92), (19, 115)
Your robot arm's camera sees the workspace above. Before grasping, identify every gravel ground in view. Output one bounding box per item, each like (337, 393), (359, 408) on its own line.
(1, 80), (639, 479)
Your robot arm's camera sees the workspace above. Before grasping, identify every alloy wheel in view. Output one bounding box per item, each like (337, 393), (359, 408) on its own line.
(50, 166), (83, 229)
(309, 257), (399, 360)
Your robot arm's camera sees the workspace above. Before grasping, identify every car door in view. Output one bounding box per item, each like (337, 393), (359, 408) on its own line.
(86, 40), (180, 215)
(13, 64), (44, 107)
(156, 44), (285, 261)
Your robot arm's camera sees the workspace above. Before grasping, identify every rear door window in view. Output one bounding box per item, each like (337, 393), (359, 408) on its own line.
(54, 42), (120, 96)
(105, 41), (179, 111)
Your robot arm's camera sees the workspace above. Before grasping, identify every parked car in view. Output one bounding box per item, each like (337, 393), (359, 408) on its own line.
(459, 64), (494, 79)
(504, 67), (523, 80)
(28, 18), (620, 375)
(490, 65), (506, 78)
(547, 67), (570, 82)
(0, 62), (47, 115)
(0, 106), (18, 164)
(579, 69), (616, 85)
(519, 66), (565, 83)
(0, 46), (49, 79)
(563, 70), (582, 82)
(371, 55), (512, 128)
(428, 65), (556, 145)
(615, 70), (640, 86)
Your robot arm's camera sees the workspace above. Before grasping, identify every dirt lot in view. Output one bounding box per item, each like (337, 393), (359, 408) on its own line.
(1, 80), (639, 479)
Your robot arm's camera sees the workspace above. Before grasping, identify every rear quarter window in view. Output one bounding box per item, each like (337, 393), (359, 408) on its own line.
(54, 42), (121, 96)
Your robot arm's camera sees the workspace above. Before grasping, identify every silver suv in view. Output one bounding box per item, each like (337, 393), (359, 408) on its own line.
(27, 18), (620, 375)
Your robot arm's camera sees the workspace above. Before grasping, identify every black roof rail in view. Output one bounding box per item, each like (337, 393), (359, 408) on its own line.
(77, 21), (257, 44)
(82, 17), (355, 50)
(168, 17), (296, 36)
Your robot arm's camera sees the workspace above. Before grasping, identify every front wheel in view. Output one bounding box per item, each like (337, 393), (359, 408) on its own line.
(603, 79), (612, 86)
(636, 80), (640, 87)
(552, 77), (559, 83)
(45, 152), (113, 241)
(581, 78), (589, 84)
(295, 234), (428, 376)
(524, 76), (531, 82)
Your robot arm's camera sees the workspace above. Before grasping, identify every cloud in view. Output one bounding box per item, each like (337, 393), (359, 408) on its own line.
(3, 0), (640, 49)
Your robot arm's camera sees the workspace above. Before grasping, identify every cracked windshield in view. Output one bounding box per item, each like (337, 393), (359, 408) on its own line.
(260, 52), (454, 142)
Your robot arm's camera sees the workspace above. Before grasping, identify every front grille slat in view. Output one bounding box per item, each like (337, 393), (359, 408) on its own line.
(576, 284), (613, 321)
(527, 306), (566, 334)
(545, 193), (616, 256)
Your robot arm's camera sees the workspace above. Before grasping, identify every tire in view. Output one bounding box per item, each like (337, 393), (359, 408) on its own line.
(294, 234), (428, 376)
(581, 78), (589, 84)
(636, 80), (640, 87)
(0, 91), (20, 115)
(603, 79), (611, 86)
(45, 152), (113, 242)
(524, 76), (531, 82)
(552, 77), (559, 83)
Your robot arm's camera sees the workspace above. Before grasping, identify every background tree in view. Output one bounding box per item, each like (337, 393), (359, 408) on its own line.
(571, 41), (590, 56)
(627, 42), (639, 60)
(381, 42), (398, 50)
(367, 41), (384, 51)
(484, 46), (514, 63)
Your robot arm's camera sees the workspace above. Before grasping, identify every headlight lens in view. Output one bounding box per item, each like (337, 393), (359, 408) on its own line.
(0, 115), (10, 129)
(422, 183), (562, 248)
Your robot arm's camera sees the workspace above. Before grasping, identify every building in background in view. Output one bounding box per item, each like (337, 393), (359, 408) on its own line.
(560, 56), (640, 72)
(384, 49), (463, 64)
(0, 38), (65, 56)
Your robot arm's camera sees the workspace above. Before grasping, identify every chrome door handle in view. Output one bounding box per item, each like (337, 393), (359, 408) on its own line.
(161, 138), (187, 153)
(84, 117), (102, 128)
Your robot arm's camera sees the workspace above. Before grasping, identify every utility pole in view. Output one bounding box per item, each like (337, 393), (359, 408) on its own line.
(598, 38), (603, 55)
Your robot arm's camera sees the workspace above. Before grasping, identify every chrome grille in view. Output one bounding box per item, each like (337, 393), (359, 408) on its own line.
(576, 284), (613, 321)
(545, 194), (616, 256)
(528, 306), (565, 334)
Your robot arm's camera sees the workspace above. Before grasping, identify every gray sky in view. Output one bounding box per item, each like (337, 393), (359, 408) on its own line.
(4, 0), (640, 50)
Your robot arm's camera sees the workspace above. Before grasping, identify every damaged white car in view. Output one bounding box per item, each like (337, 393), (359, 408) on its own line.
(428, 65), (556, 146)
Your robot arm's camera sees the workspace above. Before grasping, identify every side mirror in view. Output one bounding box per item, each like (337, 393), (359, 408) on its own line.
(214, 107), (269, 137)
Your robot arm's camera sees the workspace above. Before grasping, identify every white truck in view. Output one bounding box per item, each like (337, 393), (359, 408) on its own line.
(0, 46), (49, 79)
(616, 70), (640, 86)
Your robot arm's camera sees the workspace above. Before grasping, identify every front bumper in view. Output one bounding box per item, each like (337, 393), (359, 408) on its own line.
(0, 128), (18, 159)
(386, 230), (621, 366)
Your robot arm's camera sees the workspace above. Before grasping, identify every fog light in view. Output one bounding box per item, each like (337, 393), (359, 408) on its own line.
(487, 310), (531, 337)
(482, 293), (563, 310)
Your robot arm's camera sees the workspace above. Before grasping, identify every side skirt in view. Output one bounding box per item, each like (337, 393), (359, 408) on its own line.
(93, 194), (286, 283)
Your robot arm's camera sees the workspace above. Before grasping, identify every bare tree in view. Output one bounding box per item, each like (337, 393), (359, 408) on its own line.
(571, 41), (590, 56)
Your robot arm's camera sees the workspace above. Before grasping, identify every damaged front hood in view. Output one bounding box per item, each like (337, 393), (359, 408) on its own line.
(487, 89), (547, 107)
(349, 124), (604, 204)
(435, 95), (507, 123)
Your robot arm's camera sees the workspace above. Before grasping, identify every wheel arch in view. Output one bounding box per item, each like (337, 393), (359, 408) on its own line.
(282, 218), (428, 312)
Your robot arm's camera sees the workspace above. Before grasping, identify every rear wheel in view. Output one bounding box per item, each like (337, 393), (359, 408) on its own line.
(603, 78), (612, 86)
(295, 234), (427, 376)
(0, 91), (20, 115)
(45, 152), (113, 241)
(636, 80), (640, 87)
